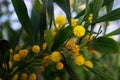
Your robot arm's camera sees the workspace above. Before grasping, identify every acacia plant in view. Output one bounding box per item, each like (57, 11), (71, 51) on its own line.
(0, 0), (120, 80)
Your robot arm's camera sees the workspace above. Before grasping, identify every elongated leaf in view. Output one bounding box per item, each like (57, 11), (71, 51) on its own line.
(31, 0), (42, 41)
(47, 0), (54, 28)
(92, 0), (104, 22)
(0, 40), (10, 69)
(105, 28), (120, 36)
(106, 0), (114, 12)
(53, 0), (71, 24)
(51, 26), (72, 51)
(92, 8), (120, 24)
(87, 66), (115, 80)
(11, 0), (34, 40)
(39, 4), (47, 48)
(75, 0), (114, 19)
(88, 37), (119, 54)
(45, 30), (53, 50)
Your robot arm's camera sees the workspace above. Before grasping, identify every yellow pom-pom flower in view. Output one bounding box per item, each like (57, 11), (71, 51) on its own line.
(19, 49), (28, 58)
(73, 25), (86, 38)
(56, 62), (64, 70)
(13, 54), (21, 61)
(32, 45), (40, 54)
(42, 43), (47, 50)
(55, 15), (66, 25)
(21, 73), (28, 80)
(12, 74), (18, 80)
(50, 51), (62, 62)
(42, 55), (51, 67)
(75, 55), (85, 66)
(39, 66), (44, 73)
(29, 73), (37, 80)
(71, 18), (77, 27)
(84, 60), (93, 68)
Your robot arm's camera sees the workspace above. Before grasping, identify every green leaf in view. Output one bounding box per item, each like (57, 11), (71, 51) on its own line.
(0, 40), (10, 69)
(87, 66), (115, 80)
(92, 0), (104, 22)
(31, 0), (42, 41)
(51, 26), (72, 51)
(11, 0), (34, 40)
(39, 3), (47, 48)
(88, 37), (119, 54)
(75, 0), (114, 19)
(45, 30), (53, 50)
(47, 0), (54, 28)
(53, 0), (71, 24)
(92, 8), (120, 24)
(106, 0), (114, 12)
(105, 28), (120, 36)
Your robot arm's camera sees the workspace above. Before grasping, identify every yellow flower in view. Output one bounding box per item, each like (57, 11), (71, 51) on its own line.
(42, 55), (51, 67)
(9, 61), (13, 69)
(88, 14), (93, 23)
(107, 21), (110, 26)
(73, 25), (86, 38)
(71, 45), (80, 57)
(50, 51), (62, 62)
(19, 49), (28, 58)
(13, 54), (21, 61)
(10, 49), (13, 54)
(55, 15), (66, 25)
(12, 74), (18, 80)
(29, 73), (37, 80)
(65, 39), (75, 49)
(85, 35), (94, 41)
(51, 29), (57, 37)
(55, 76), (61, 80)
(39, 66), (44, 73)
(21, 73), (28, 80)
(75, 55), (85, 66)
(70, 0), (74, 6)
(71, 18), (77, 27)
(56, 62), (64, 70)
(42, 43), (47, 50)
(84, 60), (93, 68)
(0, 78), (2, 80)
(32, 45), (40, 54)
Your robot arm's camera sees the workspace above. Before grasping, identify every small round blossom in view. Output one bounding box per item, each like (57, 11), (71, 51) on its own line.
(107, 21), (110, 26)
(50, 51), (62, 62)
(21, 73), (28, 80)
(13, 54), (21, 61)
(55, 15), (66, 25)
(12, 74), (18, 80)
(84, 60), (93, 68)
(71, 45), (80, 57)
(56, 62), (64, 70)
(71, 18), (77, 27)
(85, 35), (94, 41)
(88, 14), (93, 23)
(19, 49), (28, 58)
(39, 66), (44, 73)
(73, 25), (86, 38)
(32, 45), (40, 54)
(9, 61), (13, 69)
(29, 73), (37, 80)
(42, 55), (51, 67)
(55, 76), (61, 80)
(65, 39), (75, 49)
(75, 55), (85, 66)
(10, 49), (13, 54)
(42, 43), (47, 50)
